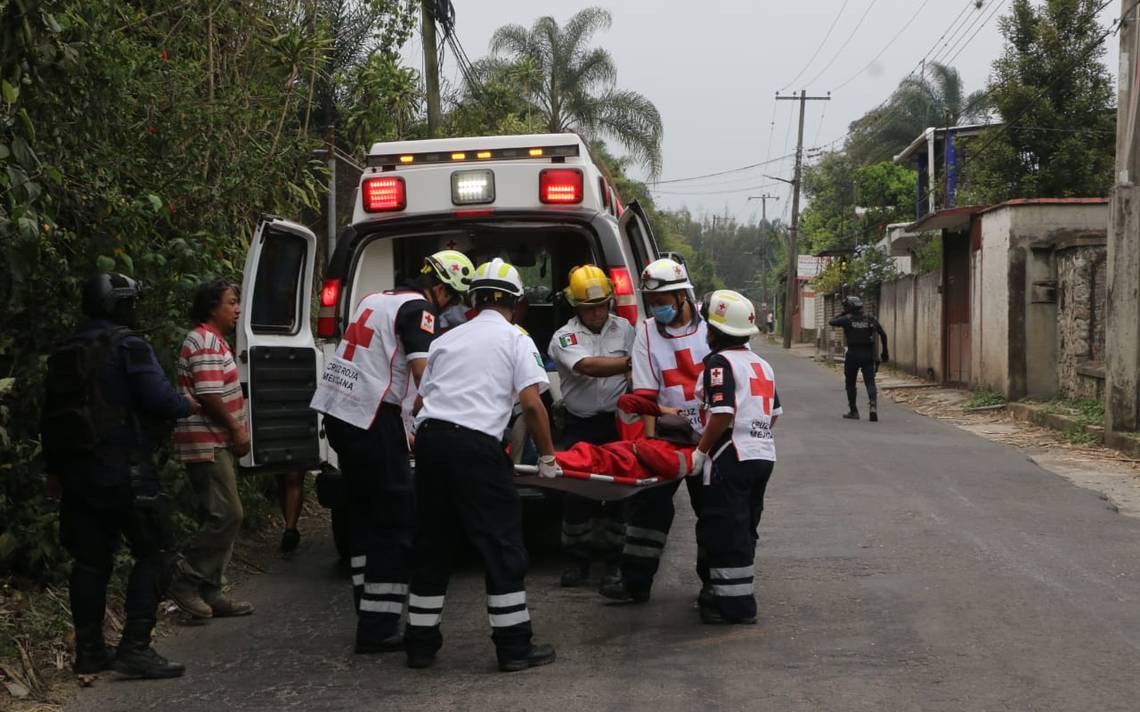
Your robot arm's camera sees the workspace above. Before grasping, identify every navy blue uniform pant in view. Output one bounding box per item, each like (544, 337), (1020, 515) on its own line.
(844, 346), (878, 410)
(326, 404), (414, 644)
(560, 412), (624, 565)
(621, 473), (704, 596)
(406, 420), (534, 662)
(695, 447), (773, 621)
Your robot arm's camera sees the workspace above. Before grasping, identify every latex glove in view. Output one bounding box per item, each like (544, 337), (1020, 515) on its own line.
(537, 455), (562, 479)
(881, 351), (890, 363)
(690, 449), (709, 480)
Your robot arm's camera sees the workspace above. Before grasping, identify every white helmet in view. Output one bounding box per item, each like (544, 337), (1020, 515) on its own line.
(423, 250), (474, 294)
(705, 289), (759, 337)
(640, 258), (693, 293)
(469, 258), (525, 298)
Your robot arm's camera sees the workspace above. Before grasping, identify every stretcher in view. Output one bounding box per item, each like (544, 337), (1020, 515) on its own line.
(513, 464), (672, 501)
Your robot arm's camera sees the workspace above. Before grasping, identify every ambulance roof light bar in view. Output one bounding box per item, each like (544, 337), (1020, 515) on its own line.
(367, 144), (579, 169)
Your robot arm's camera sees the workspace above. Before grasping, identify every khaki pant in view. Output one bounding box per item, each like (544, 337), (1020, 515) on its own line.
(179, 448), (243, 598)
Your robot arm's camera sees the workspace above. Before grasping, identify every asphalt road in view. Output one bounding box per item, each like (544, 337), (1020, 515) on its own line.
(68, 344), (1140, 711)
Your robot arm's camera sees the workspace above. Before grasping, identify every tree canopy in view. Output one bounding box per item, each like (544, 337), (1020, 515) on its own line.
(956, 0), (1115, 204)
(487, 7), (664, 176)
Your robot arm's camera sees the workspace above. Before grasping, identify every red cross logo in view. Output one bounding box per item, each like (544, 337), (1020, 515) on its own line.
(342, 309), (375, 361)
(450, 263), (460, 272)
(662, 348), (703, 400)
(446, 239), (458, 249)
(748, 312), (755, 323)
(750, 362), (774, 415)
(673, 265), (683, 277)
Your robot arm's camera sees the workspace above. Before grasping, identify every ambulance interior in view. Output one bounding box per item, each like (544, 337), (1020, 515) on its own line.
(347, 223), (600, 361)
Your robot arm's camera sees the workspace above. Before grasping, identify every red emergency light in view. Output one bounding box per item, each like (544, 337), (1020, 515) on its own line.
(608, 267), (638, 325)
(317, 278), (341, 338)
(362, 176), (406, 213)
(539, 169), (583, 204)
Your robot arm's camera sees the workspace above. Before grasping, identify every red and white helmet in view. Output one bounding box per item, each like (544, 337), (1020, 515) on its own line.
(705, 289), (759, 337)
(640, 258), (692, 293)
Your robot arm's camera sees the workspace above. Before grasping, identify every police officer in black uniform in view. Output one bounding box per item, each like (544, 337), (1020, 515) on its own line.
(828, 296), (889, 421)
(42, 273), (197, 679)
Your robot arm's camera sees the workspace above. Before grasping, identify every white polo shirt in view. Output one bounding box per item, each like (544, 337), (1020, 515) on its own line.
(549, 314), (634, 418)
(415, 309), (550, 439)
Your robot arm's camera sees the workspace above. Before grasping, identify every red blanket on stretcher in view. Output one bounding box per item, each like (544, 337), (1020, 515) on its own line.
(552, 392), (695, 481)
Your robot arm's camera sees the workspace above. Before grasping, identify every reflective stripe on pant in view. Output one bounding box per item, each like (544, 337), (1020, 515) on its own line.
(844, 348), (877, 410)
(326, 406), (414, 642)
(695, 446), (773, 621)
(561, 412), (625, 564)
(621, 475), (704, 595)
(406, 421), (534, 661)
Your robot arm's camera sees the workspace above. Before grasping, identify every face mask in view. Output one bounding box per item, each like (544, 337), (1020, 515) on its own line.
(652, 304), (678, 324)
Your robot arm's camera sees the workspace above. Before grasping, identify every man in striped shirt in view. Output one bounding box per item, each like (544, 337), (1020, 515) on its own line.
(169, 280), (254, 621)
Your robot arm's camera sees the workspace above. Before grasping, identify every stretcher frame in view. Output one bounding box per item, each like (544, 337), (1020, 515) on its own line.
(513, 464), (674, 502)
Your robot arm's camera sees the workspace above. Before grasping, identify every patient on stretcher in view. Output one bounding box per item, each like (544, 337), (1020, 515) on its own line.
(553, 393), (698, 482)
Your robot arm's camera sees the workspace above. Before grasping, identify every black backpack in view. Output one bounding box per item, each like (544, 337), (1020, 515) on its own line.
(41, 326), (133, 459)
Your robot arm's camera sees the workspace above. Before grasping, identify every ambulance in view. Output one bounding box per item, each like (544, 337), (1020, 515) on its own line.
(235, 133), (662, 554)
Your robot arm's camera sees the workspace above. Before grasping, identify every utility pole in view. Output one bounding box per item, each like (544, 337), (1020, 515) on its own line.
(422, 0), (442, 136)
(775, 90), (830, 349)
(747, 194), (780, 224)
(1106, 0), (1140, 433)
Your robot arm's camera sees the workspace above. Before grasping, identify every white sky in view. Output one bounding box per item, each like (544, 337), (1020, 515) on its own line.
(403, 0), (1123, 223)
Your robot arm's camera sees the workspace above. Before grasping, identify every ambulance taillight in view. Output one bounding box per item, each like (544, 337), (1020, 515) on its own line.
(317, 278), (341, 338)
(539, 169), (583, 204)
(362, 176), (406, 213)
(609, 267), (638, 324)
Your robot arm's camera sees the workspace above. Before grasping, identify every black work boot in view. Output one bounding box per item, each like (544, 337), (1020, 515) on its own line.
(114, 623), (185, 679)
(599, 579), (650, 603)
(559, 560), (590, 588)
(599, 562), (622, 592)
(843, 408), (860, 420)
(74, 643), (116, 675)
(869, 402), (878, 422)
(355, 629), (404, 655)
(498, 643), (557, 672)
(699, 606), (757, 625)
(73, 623), (115, 675)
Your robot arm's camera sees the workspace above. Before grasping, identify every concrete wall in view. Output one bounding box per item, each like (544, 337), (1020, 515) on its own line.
(878, 271), (942, 381)
(970, 201), (1109, 399)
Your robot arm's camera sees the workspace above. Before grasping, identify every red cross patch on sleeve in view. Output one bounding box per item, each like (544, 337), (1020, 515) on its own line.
(710, 367), (724, 387)
(419, 311), (435, 334)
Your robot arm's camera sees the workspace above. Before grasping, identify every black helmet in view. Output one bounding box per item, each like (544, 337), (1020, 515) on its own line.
(82, 272), (142, 325)
(842, 295), (863, 311)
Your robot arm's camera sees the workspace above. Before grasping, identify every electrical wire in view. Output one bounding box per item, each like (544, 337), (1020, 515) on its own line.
(831, 0), (935, 92)
(648, 152), (797, 186)
(778, 0), (853, 93)
(941, 0), (1013, 68)
(650, 182), (783, 197)
(804, 0), (882, 89)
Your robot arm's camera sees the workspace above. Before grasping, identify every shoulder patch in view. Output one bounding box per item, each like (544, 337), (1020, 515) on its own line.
(419, 311), (435, 334)
(534, 352), (544, 369)
(710, 367), (724, 387)
(558, 333), (578, 348)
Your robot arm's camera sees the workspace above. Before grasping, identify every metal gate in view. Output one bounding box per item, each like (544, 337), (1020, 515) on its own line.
(943, 232), (971, 385)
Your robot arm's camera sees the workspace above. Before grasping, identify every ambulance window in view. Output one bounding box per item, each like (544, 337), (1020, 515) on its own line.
(516, 249), (554, 305)
(250, 232), (306, 334)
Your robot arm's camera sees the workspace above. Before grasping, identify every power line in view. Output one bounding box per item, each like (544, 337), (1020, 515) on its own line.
(804, 0), (882, 88)
(831, 0), (935, 92)
(648, 152), (797, 186)
(932, 0), (1009, 68)
(650, 182), (783, 197)
(778, 0), (853, 93)
(941, 0), (1013, 68)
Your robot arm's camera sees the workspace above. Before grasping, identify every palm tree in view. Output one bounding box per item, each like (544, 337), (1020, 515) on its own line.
(846, 62), (989, 165)
(488, 7), (664, 176)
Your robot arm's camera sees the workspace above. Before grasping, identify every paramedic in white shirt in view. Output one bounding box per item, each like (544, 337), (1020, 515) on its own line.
(548, 265), (635, 590)
(405, 258), (560, 673)
(600, 258), (711, 604)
